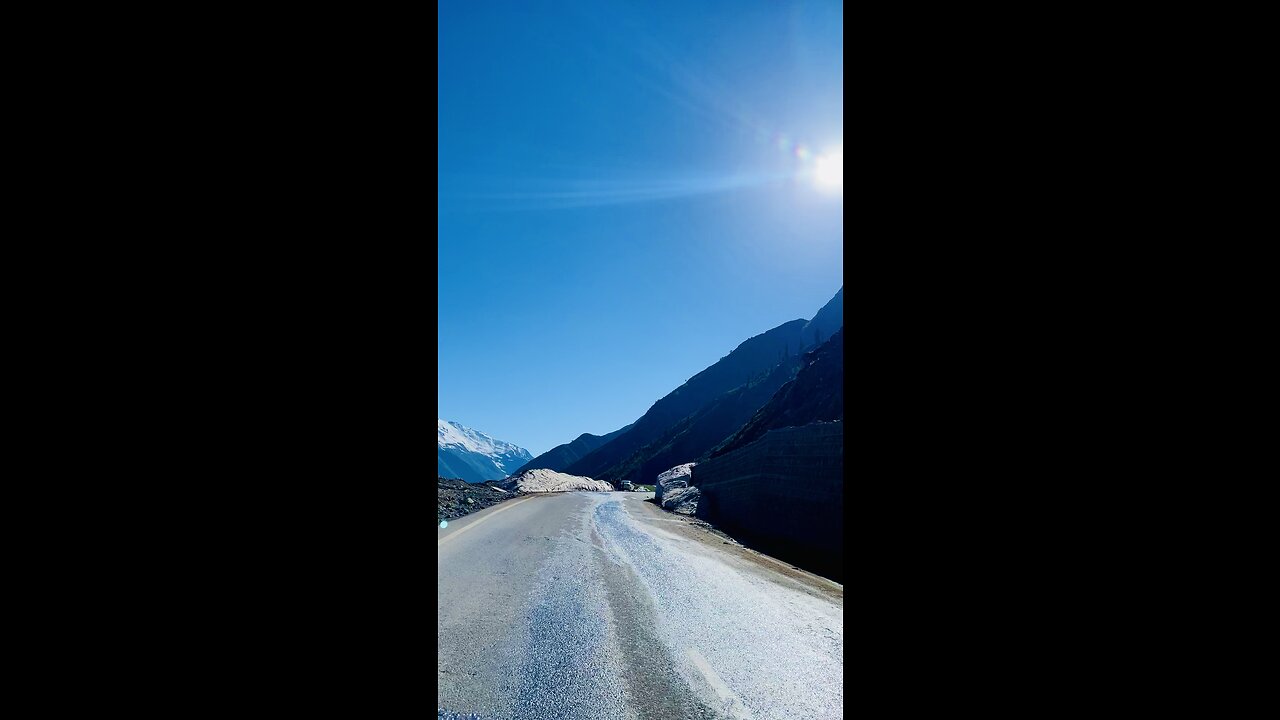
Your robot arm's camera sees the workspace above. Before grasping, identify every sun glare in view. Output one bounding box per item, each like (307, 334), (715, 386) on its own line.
(813, 148), (843, 192)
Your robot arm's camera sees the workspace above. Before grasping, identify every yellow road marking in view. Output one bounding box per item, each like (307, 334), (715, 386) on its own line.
(437, 495), (538, 547)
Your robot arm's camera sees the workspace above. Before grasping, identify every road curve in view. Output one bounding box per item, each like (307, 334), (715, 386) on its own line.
(438, 491), (843, 720)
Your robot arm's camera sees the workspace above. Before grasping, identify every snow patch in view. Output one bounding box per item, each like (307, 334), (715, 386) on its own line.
(437, 418), (529, 458)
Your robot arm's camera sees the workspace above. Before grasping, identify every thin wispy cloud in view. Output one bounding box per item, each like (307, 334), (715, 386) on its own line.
(442, 172), (789, 211)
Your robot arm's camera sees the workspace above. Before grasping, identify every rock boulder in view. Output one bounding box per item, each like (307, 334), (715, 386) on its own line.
(655, 463), (699, 513)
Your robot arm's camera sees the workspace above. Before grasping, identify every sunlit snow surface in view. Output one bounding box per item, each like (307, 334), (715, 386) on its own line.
(437, 418), (530, 458)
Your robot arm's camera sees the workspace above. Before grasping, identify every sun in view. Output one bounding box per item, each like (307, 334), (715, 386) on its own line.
(813, 148), (843, 192)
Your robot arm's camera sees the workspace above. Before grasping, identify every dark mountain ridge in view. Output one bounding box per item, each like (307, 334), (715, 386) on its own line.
(708, 325), (843, 460)
(598, 355), (803, 485)
(564, 319), (810, 480)
(566, 287), (843, 486)
(513, 423), (634, 475)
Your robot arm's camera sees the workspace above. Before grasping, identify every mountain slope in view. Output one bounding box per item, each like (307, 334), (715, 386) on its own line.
(564, 319), (809, 481)
(597, 356), (803, 486)
(437, 419), (533, 483)
(512, 423), (634, 475)
(802, 287), (842, 348)
(565, 286), (843, 485)
(708, 326), (843, 460)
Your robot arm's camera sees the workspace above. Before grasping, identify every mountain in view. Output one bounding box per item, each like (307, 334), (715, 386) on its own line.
(564, 319), (808, 481)
(512, 423), (634, 475)
(708, 325), (844, 460)
(802, 287), (842, 348)
(437, 419), (534, 483)
(565, 286), (843, 485)
(597, 356), (803, 486)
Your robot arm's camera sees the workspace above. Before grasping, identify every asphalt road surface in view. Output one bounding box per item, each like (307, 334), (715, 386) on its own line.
(437, 491), (843, 719)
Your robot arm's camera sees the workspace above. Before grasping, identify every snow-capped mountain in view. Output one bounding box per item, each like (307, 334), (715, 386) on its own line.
(437, 419), (534, 483)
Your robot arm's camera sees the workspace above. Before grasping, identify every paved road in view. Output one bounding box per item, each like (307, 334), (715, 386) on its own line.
(438, 492), (843, 720)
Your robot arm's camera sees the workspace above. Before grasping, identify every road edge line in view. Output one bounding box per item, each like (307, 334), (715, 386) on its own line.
(438, 495), (537, 547)
(686, 647), (753, 719)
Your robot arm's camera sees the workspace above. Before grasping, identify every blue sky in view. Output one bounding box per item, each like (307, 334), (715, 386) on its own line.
(439, 0), (843, 456)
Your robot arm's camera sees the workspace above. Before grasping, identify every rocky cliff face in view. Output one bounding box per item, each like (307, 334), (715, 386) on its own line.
(693, 422), (843, 582)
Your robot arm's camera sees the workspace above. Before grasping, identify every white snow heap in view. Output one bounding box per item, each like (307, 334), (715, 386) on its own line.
(500, 468), (614, 493)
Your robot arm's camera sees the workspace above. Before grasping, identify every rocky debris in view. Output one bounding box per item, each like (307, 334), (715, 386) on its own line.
(654, 462), (700, 514)
(438, 477), (516, 521)
(655, 463), (696, 502)
(498, 468), (614, 493)
(662, 485), (701, 515)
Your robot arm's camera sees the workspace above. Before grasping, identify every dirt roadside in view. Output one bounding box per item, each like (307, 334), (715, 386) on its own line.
(624, 492), (844, 604)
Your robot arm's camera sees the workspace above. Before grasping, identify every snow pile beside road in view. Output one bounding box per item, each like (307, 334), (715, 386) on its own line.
(500, 468), (614, 493)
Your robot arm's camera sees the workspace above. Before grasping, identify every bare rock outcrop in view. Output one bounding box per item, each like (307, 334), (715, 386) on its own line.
(655, 463), (700, 514)
(662, 485), (701, 515)
(655, 463), (695, 500)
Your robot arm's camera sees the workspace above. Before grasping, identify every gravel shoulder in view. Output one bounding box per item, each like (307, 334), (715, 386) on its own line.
(629, 493), (844, 604)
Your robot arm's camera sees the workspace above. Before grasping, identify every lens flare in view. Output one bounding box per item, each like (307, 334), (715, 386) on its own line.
(813, 148), (842, 192)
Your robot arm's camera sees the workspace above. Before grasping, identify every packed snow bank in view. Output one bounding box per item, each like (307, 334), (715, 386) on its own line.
(499, 468), (614, 493)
